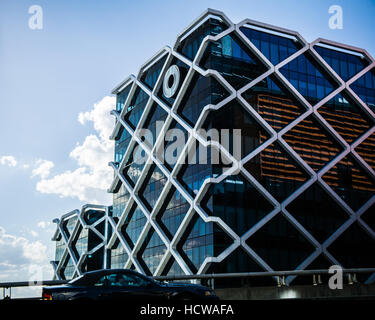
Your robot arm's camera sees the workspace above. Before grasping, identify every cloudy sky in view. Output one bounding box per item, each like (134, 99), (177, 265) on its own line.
(0, 0), (374, 297)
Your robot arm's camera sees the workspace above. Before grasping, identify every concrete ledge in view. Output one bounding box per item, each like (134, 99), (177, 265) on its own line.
(215, 283), (375, 300)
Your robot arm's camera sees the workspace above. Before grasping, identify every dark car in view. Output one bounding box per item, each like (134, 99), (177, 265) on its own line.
(42, 269), (218, 301)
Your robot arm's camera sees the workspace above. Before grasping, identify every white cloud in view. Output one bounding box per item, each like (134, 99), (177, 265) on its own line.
(37, 221), (51, 229)
(0, 226), (53, 298)
(0, 226), (47, 264)
(78, 95), (115, 143)
(35, 96), (115, 204)
(29, 230), (39, 238)
(0, 155), (17, 167)
(31, 159), (54, 179)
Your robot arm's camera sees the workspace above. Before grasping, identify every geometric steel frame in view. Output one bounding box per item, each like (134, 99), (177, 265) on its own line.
(51, 204), (108, 280)
(107, 8), (375, 285)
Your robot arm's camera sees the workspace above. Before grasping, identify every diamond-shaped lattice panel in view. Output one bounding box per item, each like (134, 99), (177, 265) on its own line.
(121, 204), (147, 248)
(199, 32), (269, 90)
(322, 155), (375, 211)
(350, 67), (375, 112)
(242, 75), (307, 132)
(201, 173), (274, 236)
(177, 212), (233, 272)
(178, 72), (230, 127)
(240, 26), (303, 66)
(280, 52), (339, 105)
(244, 142), (309, 202)
(327, 222), (375, 268)
(138, 228), (167, 275)
(156, 186), (190, 240)
(139, 163), (168, 212)
(314, 45), (369, 82)
(318, 91), (373, 144)
(286, 183), (348, 243)
(246, 213), (316, 271)
(355, 132), (375, 171)
(202, 100), (271, 159)
(283, 115), (343, 172)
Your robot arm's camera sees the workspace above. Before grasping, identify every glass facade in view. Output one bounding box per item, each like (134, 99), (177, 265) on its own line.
(280, 51), (339, 105)
(350, 68), (375, 112)
(240, 26), (302, 65)
(122, 204), (147, 248)
(200, 33), (268, 90)
(52, 207), (107, 280)
(242, 74), (307, 132)
(102, 11), (375, 286)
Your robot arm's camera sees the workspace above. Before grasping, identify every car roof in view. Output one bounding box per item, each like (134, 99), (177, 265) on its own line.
(82, 269), (143, 277)
(69, 269), (146, 285)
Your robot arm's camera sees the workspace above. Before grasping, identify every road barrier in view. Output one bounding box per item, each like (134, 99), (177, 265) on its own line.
(1, 268), (375, 300)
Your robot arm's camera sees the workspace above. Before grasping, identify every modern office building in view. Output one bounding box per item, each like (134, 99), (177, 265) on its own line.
(51, 205), (108, 280)
(53, 9), (375, 285)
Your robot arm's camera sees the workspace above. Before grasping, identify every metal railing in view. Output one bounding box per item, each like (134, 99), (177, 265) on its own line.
(1, 268), (375, 300)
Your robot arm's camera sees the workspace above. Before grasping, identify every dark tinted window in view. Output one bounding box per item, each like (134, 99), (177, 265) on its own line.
(94, 273), (151, 287)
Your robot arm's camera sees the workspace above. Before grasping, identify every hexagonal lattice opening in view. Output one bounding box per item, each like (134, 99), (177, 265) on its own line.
(242, 74), (307, 132)
(115, 125), (132, 163)
(350, 67), (375, 112)
(124, 86), (149, 130)
(355, 131), (375, 171)
(202, 100), (271, 160)
(154, 119), (189, 172)
(201, 173), (274, 236)
(177, 212), (232, 273)
(139, 54), (168, 91)
(318, 91), (373, 145)
(280, 51), (339, 106)
(327, 222), (375, 268)
(176, 140), (232, 197)
(61, 256), (75, 280)
(322, 155), (375, 211)
(112, 184), (131, 218)
(71, 225), (88, 260)
(177, 72), (230, 127)
(121, 204), (147, 249)
(138, 163), (168, 212)
(199, 32), (269, 90)
(283, 115), (343, 172)
(122, 143), (147, 187)
(246, 213), (316, 271)
(244, 141), (309, 202)
(240, 26), (303, 65)
(314, 45), (369, 82)
(286, 183), (349, 243)
(62, 216), (78, 239)
(139, 102), (168, 149)
(138, 228), (167, 275)
(177, 18), (228, 61)
(109, 238), (128, 269)
(155, 186), (190, 241)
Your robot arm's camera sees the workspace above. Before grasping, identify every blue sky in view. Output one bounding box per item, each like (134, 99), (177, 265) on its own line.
(0, 0), (374, 295)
